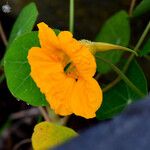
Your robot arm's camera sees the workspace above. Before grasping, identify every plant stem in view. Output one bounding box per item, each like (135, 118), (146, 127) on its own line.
(97, 56), (145, 97)
(0, 21), (7, 84)
(135, 21), (150, 52)
(0, 21), (8, 46)
(13, 139), (31, 150)
(69, 0), (74, 33)
(61, 116), (70, 125)
(0, 21), (8, 68)
(38, 107), (51, 122)
(103, 20), (150, 92)
(129, 0), (137, 17)
(102, 77), (120, 92)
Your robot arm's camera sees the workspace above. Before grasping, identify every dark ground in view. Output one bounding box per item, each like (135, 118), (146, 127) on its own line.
(0, 0), (150, 149)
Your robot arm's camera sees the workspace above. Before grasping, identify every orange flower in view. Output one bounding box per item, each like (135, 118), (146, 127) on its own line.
(27, 22), (102, 119)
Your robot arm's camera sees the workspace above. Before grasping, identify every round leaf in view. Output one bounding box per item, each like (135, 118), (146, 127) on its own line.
(96, 59), (148, 120)
(4, 32), (48, 106)
(95, 11), (130, 74)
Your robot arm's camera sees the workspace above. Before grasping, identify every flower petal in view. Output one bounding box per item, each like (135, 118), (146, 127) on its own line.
(28, 47), (74, 115)
(38, 22), (59, 50)
(58, 31), (96, 78)
(72, 46), (96, 78)
(70, 78), (102, 119)
(45, 76), (75, 115)
(28, 47), (64, 94)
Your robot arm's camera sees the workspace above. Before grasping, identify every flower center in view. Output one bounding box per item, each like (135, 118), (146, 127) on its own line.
(58, 50), (79, 81)
(64, 62), (79, 81)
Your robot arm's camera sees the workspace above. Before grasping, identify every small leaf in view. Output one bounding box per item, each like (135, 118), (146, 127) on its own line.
(4, 32), (48, 106)
(96, 59), (148, 120)
(8, 3), (38, 46)
(32, 122), (78, 150)
(139, 38), (150, 56)
(95, 11), (130, 74)
(133, 0), (150, 17)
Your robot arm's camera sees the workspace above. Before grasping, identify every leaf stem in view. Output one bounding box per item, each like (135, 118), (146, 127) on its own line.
(0, 21), (8, 68)
(38, 107), (51, 122)
(61, 116), (70, 125)
(0, 21), (8, 46)
(0, 21), (7, 84)
(13, 138), (31, 150)
(103, 20), (150, 92)
(69, 0), (74, 33)
(129, 0), (137, 17)
(102, 77), (120, 92)
(96, 56), (145, 97)
(135, 21), (150, 52)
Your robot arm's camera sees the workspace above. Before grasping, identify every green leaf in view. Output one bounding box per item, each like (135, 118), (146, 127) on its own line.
(8, 3), (38, 46)
(4, 32), (48, 106)
(96, 59), (148, 120)
(32, 122), (78, 150)
(95, 11), (130, 74)
(139, 38), (150, 56)
(133, 0), (150, 17)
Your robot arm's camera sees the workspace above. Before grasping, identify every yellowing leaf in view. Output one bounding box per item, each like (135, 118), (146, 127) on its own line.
(32, 121), (78, 150)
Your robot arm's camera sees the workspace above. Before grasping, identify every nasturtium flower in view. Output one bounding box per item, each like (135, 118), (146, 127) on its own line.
(27, 22), (102, 119)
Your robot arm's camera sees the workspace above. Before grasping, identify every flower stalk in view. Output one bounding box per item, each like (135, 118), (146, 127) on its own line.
(69, 0), (74, 33)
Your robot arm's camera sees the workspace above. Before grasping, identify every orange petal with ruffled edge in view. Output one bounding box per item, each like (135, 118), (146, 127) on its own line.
(28, 47), (74, 115)
(58, 31), (96, 78)
(45, 76), (75, 115)
(38, 22), (59, 50)
(70, 78), (102, 119)
(28, 47), (63, 92)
